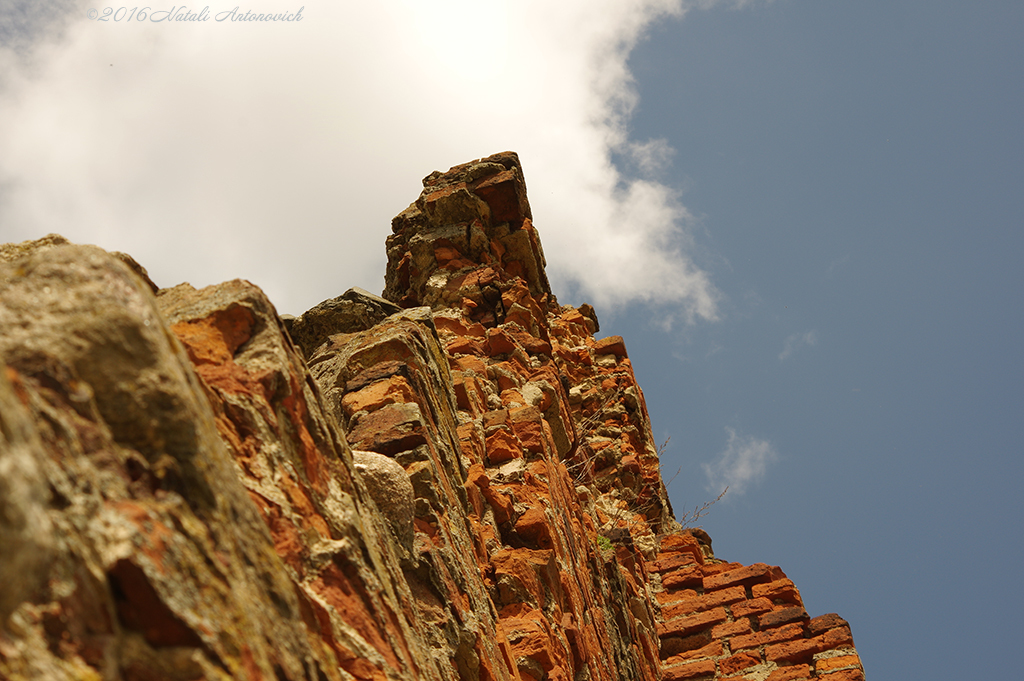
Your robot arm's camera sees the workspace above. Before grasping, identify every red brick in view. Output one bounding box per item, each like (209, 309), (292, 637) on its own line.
(816, 670), (865, 681)
(658, 533), (704, 555)
(719, 652), (760, 675)
(731, 597), (773, 618)
(731, 623), (805, 651)
(701, 585), (747, 609)
(711, 618), (752, 639)
(486, 328), (518, 356)
(815, 655), (861, 672)
(662, 585), (745, 619)
(593, 335), (628, 358)
(816, 626), (854, 650)
(766, 664), (812, 681)
(657, 607), (728, 638)
(758, 605), (809, 629)
(660, 631), (713, 660)
(447, 336), (485, 355)
(651, 551), (700, 574)
(662, 658), (715, 681)
(765, 637), (820, 663)
(808, 613), (849, 635)
(700, 562), (743, 578)
(657, 588), (698, 605)
(662, 598), (702, 620)
(663, 641), (722, 663)
(662, 566), (704, 591)
(703, 563), (772, 591)
(752, 579), (803, 606)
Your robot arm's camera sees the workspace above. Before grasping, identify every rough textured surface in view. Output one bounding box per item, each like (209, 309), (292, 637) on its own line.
(0, 153), (864, 681)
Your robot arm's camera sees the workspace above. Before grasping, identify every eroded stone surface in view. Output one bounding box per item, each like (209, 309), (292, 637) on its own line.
(0, 153), (863, 681)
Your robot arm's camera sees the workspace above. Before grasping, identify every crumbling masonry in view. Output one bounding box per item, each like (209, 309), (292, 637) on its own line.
(0, 152), (864, 681)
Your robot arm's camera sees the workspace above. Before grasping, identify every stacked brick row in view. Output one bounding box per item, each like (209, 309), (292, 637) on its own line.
(651, 535), (865, 681)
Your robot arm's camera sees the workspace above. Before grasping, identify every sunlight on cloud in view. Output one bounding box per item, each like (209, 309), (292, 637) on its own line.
(779, 330), (818, 361)
(702, 427), (777, 496)
(0, 0), (727, 318)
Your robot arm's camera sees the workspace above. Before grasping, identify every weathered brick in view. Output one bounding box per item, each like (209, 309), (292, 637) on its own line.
(711, 618), (752, 639)
(593, 335), (628, 358)
(662, 658), (715, 681)
(808, 613), (849, 635)
(662, 566), (704, 591)
(658, 533), (705, 563)
(766, 664), (812, 681)
(816, 669), (865, 681)
(765, 637), (820, 664)
(719, 651), (761, 675)
(702, 585), (747, 609)
(815, 655), (861, 672)
(700, 562), (744, 578)
(817, 626), (854, 650)
(663, 641), (722, 664)
(758, 605), (809, 629)
(662, 585), (745, 619)
(657, 588), (698, 605)
(752, 578), (803, 606)
(651, 551), (700, 574)
(703, 563), (772, 591)
(731, 597), (773, 618)
(657, 607), (728, 638)
(662, 598), (702, 620)
(660, 630), (712, 660)
(730, 623), (805, 651)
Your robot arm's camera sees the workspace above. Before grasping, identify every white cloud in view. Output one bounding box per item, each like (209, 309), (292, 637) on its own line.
(702, 427), (776, 496)
(779, 330), (818, 361)
(0, 0), (733, 317)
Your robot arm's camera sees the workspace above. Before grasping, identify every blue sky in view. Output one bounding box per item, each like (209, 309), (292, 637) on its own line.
(610, 3), (1023, 677)
(1, 1), (1022, 678)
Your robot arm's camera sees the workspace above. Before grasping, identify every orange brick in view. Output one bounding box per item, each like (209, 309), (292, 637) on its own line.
(657, 607), (728, 638)
(340, 375), (416, 415)
(808, 613), (848, 635)
(662, 566), (704, 591)
(731, 597), (773, 618)
(651, 551), (700, 574)
(593, 335), (628, 358)
(660, 629), (711, 659)
(703, 563), (772, 591)
(816, 626), (854, 650)
(719, 652), (760, 675)
(663, 641), (722, 663)
(658, 588), (699, 605)
(766, 664), (812, 681)
(817, 670), (865, 681)
(662, 598), (703, 620)
(698, 563), (743, 583)
(711, 618), (752, 639)
(701, 586), (747, 609)
(658, 533), (704, 557)
(758, 605), (808, 629)
(765, 637), (820, 664)
(815, 655), (861, 672)
(662, 658), (715, 681)
(663, 586), (745, 619)
(752, 579), (803, 606)
(730, 623), (805, 651)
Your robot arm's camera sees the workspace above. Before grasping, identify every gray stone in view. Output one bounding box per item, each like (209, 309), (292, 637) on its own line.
(352, 450), (415, 555)
(288, 287), (403, 358)
(0, 368), (55, 623)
